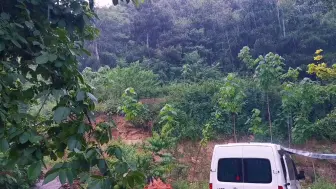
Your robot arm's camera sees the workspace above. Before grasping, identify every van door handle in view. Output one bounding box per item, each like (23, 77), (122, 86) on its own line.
(285, 183), (290, 186)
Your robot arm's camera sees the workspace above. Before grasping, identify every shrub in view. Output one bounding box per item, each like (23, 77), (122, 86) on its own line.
(307, 179), (336, 189)
(166, 80), (221, 139)
(0, 153), (36, 189)
(172, 181), (208, 189)
(119, 87), (150, 127)
(82, 63), (160, 103)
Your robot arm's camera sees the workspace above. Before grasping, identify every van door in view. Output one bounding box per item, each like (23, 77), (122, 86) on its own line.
(243, 146), (278, 189)
(283, 154), (300, 189)
(211, 146), (244, 189)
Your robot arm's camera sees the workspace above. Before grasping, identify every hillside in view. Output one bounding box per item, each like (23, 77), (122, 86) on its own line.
(2, 0), (336, 189)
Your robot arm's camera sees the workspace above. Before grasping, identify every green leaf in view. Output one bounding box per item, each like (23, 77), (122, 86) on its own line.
(33, 30), (41, 36)
(82, 49), (91, 56)
(66, 170), (74, 184)
(55, 61), (63, 67)
(0, 138), (9, 152)
(0, 42), (4, 52)
(43, 170), (59, 184)
(78, 123), (86, 134)
(110, 146), (122, 160)
(28, 161), (42, 180)
(53, 107), (71, 123)
(19, 132), (30, 144)
(59, 170), (66, 184)
(1, 13), (10, 20)
(115, 162), (128, 174)
(17, 35), (28, 44)
(48, 53), (58, 62)
(11, 39), (21, 48)
(50, 151), (57, 161)
(24, 21), (34, 29)
(76, 91), (86, 101)
(24, 147), (36, 156)
(29, 135), (43, 143)
(67, 136), (77, 151)
(79, 172), (89, 183)
(58, 19), (66, 28)
(36, 53), (49, 64)
(98, 159), (107, 174)
(132, 171), (145, 184)
(127, 176), (135, 188)
(87, 92), (98, 103)
(14, 23), (24, 28)
(85, 148), (96, 158)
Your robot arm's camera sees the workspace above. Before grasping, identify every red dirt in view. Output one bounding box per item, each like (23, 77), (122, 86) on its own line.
(144, 178), (172, 189)
(92, 112), (336, 184)
(94, 114), (152, 145)
(90, 112), (336, 184)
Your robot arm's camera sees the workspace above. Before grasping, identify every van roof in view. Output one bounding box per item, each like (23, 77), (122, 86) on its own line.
(214, 142), (282, 150)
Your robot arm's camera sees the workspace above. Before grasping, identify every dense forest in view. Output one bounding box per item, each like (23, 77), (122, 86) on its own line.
(1, 0), (336, 188)
(84, 0), (336, 79)
(81, 0), (336, 143)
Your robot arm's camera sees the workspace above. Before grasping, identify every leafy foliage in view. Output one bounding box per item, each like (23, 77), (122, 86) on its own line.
(0, 153), (36, 189)
(0, 0), (149, 188)
(217, 73), (246, 142)
(83, 63), (160, 113)
(119, 87), (149, 126)
(246, 109), (267, 140)
(166, 80), (221, 139)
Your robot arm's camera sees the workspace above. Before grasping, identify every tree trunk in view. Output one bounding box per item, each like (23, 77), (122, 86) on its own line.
(276, 0), (282, 35)
(287, 114), (290, 147)
(266, 93), (273, 142)
(232, 113), (237, 143)
(193, 143), (202, 182)
(282, 8), (286, 37)
(94, 40), (100, 62)
(92, 21), (100, 62)
(226, 31), (234, 65)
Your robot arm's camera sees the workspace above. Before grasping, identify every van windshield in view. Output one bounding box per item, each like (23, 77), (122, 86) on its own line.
(217, 158), (272, 184)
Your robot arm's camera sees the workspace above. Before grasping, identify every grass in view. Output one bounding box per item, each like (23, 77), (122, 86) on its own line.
(172, 181), (208, 189)
(171, 180), (336, 189)
(305, 179), (336, 189)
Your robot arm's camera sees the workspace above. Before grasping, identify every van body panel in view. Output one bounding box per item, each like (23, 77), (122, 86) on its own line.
(242, 145), (278, 189)
(210, 146), (244, 189)
(283, 154), (302, 189)
(210, 143), (301, 189)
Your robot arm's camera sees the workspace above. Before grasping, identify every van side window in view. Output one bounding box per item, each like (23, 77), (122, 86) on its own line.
(243, 158), (272, 183)
(217, 158), (243, 183)
(280, 157), (287, 180)
(284, 155), (296, 180)
(217, 158), (272, 184)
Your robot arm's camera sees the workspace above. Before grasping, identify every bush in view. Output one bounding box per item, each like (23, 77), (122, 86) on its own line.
(166, 80), (222, 139)
(172, 181), (208, 189)
(83, 62), (160, 100)
(119, 87), (150, 127)
(0, 153), (37, 189)
(306, 179), (336, 189)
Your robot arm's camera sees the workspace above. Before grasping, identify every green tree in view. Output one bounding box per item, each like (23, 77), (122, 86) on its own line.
(239, 47), (284, 142)
(218, 73), (246, 142)
(245, 109), (266, 140)
(119, 87), (149, 127)
(0, 0), (146, 188)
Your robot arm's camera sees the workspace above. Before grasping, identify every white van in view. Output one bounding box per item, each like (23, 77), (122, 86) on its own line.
(210, 143), (305, 189)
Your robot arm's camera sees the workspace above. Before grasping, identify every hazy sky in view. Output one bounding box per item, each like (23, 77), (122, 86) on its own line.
(96, 0), (112, 7)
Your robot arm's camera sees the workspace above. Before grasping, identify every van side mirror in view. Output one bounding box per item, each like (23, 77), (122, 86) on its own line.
(297, 170), (305, 180)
